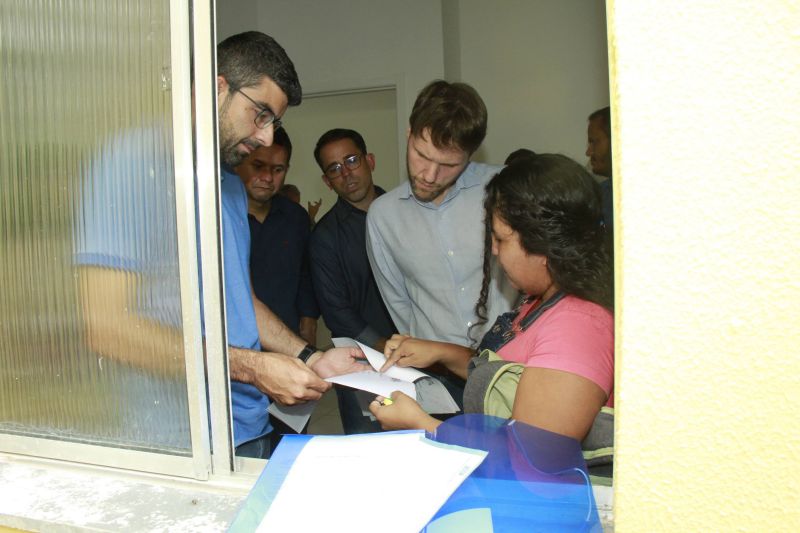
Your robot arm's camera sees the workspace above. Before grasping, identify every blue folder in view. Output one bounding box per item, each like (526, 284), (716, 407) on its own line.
(229, 415), (600, 532)
(425, 414), (601, 532)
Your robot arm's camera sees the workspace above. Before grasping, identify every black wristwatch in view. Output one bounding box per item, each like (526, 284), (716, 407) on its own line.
(297, 344), (319, 364)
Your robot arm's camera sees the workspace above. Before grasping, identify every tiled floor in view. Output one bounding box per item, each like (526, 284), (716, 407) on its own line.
(307, 387), (344, 435)
(306, 323), (345, 435)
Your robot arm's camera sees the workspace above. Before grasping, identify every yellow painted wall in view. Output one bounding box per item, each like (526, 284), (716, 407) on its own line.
(610, 0), (800, 529)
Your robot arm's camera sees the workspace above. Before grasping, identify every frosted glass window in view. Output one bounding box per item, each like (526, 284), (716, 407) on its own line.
(0, 1), (191, 453)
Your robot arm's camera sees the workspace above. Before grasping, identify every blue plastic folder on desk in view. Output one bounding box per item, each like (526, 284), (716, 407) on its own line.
(426, 414), (601, 532)
(228, 415), (601, 532)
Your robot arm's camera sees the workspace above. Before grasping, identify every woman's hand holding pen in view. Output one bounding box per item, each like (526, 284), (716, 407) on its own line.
(369, 392), (441, 433)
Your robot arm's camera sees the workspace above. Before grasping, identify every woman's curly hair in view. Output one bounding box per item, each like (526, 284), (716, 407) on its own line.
(472, 153), (613, 337)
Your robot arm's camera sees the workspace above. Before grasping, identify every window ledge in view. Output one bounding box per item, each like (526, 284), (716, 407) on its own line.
(593, 484), (614, 531)
(0, 453), (257, 531)
(1, 452), (614, 531)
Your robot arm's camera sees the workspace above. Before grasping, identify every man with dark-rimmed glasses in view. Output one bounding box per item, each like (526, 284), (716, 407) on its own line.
(309, 128), (397, 434)
(77, 31), (366, 460)
(215, 33), (367, 457)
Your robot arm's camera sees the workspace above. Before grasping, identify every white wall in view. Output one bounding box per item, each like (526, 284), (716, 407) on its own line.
(279, 89), (399, 219)
(217, 0), (445, 180)
(609, 1), (800, 529)
(217, 1), (608, 172)
(214, 0), (257, 43)
(247, 0), (444, 98)
(449, 0), (609, 164)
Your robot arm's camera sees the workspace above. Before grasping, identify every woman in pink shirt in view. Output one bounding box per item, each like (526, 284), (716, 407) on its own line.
(370, 154), (613, 442)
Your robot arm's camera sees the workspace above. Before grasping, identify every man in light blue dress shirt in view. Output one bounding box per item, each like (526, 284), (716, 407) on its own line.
(366, 81), (518, 349)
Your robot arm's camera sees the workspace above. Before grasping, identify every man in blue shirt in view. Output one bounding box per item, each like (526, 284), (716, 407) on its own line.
(77, 31), (364, 459)
(237, 128), (319, 347)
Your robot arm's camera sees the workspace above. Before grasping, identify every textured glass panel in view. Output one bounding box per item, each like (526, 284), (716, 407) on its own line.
(0, 0), (190, 453)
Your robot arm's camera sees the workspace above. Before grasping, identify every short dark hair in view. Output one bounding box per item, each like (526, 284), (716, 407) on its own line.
(217, 31), (302, 106)
(504, 148), (537, 166)
(474, 154), (612, 334)
(272, 127), (293, 163)
(588, 106), (611, 138)
(313, 128), (368, 170)
(279, 183), (300, 198)
(409, 80), (487, 155)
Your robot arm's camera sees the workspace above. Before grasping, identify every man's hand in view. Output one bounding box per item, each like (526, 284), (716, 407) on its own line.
(233, 350), (331, 406)
(368, 392), (441, 432)
(308, 346), (368, 379)
(307, 198), (322, 222)
(380, 334), (438, 372)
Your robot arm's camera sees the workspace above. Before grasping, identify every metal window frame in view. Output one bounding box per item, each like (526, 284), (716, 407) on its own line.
(190, 0), (239, 475)
(0, 0), (242, 481)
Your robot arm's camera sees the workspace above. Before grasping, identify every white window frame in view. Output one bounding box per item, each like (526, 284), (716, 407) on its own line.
(0, 0), (252, 481)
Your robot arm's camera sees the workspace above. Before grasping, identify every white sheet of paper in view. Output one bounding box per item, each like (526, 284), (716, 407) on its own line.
(331, 337), (359, 348)
(326, 370), (417, 400)
(267, 338), (457, 431)
(332, 337), (460, 413)
(341, 338), (429, 382)
(256, 432), (487, 533)
(266, 401), (316, 434)
(416, 377), (461, 414)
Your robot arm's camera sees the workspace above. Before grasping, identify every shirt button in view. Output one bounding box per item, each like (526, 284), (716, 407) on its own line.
(467, 321), (472, 327)
(460, 287), (465, 291)
(448, 250), (454, 256)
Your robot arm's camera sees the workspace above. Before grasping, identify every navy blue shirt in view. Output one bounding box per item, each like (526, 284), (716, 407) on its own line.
(248, 194), (319, 334)
(309, 188), (396, 347)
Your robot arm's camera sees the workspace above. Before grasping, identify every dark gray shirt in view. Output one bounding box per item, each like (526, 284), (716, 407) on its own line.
(308, 188), (396, 347)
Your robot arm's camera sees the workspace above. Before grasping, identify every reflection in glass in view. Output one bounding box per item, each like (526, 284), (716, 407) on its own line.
(0, 0), (190, 453)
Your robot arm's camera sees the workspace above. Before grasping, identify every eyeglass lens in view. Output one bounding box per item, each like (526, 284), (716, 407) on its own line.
(327, 154), (362, 177)
(238, 88), (280, 130)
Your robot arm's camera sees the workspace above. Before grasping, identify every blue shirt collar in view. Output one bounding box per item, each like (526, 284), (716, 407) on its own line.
(220, 164), (237, 182)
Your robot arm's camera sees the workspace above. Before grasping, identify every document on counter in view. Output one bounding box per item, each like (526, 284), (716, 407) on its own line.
(254, 431), (487, 533)
(267, 401), (316, 433)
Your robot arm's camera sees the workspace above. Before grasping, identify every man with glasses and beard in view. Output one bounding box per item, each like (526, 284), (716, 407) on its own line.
(77, 31), (364, 459)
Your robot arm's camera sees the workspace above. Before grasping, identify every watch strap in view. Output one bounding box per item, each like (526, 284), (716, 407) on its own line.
(297, 344), (318, 363)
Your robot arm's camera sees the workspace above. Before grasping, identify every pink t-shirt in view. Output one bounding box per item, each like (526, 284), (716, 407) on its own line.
(498, 295), (614, 407)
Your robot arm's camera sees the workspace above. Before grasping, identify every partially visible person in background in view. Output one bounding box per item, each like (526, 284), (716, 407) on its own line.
(586, 106), (613, 231)
(236, 128), (319, 347)
(279, 183), (301, 204)
(280, 183), (322, 226)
